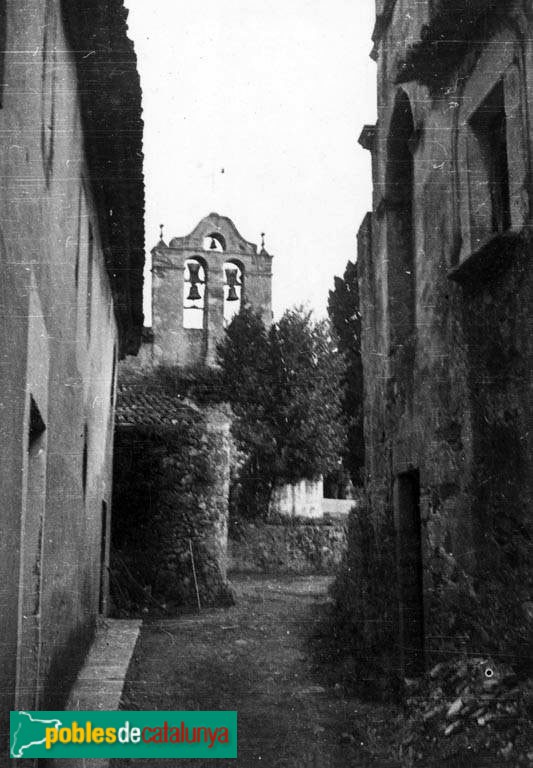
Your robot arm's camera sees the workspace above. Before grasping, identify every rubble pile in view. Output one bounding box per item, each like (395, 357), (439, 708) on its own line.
(399, 658), (533, 767)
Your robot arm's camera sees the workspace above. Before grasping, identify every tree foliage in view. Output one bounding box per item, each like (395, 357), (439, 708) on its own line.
(217, 306), (346, 518)
(327, 260), (365, 486)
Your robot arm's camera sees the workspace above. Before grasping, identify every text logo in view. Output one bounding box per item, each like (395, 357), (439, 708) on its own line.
(10, 711), (237, 759)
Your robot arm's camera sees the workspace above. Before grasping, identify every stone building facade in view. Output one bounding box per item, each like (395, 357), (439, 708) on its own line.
(0, 0), (143, 734)
(146, 212), (273, 367)
(358, 0), (533, 675)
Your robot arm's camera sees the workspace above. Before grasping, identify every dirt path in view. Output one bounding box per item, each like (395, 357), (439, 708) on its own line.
(112, 575), (399, 768)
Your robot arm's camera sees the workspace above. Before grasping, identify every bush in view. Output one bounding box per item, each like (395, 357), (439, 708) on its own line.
(325, 506), (533, 702)
(326, 506), (401, 699)
(426, 545), (533, 679)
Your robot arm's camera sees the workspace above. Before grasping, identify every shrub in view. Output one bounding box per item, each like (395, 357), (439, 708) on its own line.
(327, 506), (400, 699)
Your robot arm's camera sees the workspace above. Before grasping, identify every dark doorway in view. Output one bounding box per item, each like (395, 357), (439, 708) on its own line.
(16, 395), (47, 709)
(99, 501), (109, 615)
(393, 469), (424, 678)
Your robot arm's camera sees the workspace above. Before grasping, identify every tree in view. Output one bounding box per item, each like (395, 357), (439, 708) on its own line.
(217, 306), (346, 518)
(217, 307), (277, 516)
(327, 260), (365, 486)
(269, 308), (346, 484)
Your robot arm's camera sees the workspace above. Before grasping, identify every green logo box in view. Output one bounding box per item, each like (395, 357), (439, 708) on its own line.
(10, 710), (237, 759)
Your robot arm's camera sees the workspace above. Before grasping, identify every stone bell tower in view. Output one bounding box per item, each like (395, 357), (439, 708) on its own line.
(150, 213), (273, 367)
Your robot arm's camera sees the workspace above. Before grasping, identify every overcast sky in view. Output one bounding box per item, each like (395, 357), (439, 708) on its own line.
(125, 0), (377, 321)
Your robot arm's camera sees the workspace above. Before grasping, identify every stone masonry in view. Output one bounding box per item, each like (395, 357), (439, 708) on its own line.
(0, 0), (144, 735)
(357, 0), (533, 676)
(146, 212), (273, 368)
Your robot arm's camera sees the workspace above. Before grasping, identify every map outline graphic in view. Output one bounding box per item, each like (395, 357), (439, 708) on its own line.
(11, 710), (62, 758)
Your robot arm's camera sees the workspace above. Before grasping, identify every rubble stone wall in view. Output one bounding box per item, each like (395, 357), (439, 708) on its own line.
(355, 1), (533, 673)
(112, 405), (233, 608)
(229, 518), (348, 575)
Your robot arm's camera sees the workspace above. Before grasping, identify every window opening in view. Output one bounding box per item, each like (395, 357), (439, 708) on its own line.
(29, 396), (46, 447)
(99, 501), (108, 614)
(75, 189), (82, 290)
(87, 222), (94, 341)
(0, 1), (6, 107)
(41, 0), (57, 185)
(82, 423), (88, 499)
(110, 344), (117, 408)
(469, 81), (511, 244)
(202, 233), (226, 252)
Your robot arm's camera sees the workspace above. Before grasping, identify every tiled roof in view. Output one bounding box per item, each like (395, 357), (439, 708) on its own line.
(116, 378), (197, 428)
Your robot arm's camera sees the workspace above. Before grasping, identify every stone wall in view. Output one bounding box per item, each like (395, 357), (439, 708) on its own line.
(112, 403), (233, 608)
(323, 498), (358, 517)
(356, 1), (533, 675)
(0, 0), (142, 729)
(229, 518), (347, 575)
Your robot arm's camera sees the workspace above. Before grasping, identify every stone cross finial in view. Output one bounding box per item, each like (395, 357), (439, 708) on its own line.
(159, 223), (165, 241)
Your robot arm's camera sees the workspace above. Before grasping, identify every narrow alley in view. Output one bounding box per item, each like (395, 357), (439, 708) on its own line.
(2, 2), (533, 766)
(111, 576), (399, 768)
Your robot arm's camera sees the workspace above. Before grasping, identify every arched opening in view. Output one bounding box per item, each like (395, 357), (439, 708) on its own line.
(386, 90), (416, 381)
(223, 260), (244, 326)
(183, 258), (207, 330)
(203, 232), (226, 252)
(468, 79), (511, 247)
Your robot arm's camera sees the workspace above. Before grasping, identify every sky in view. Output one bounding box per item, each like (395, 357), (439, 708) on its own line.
(125, 0), (377, 321)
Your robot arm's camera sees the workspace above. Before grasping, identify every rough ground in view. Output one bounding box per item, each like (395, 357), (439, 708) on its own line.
(111, 574), (399, 768)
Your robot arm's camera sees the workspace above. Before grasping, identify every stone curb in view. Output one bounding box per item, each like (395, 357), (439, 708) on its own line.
(59, 618), (142, 768)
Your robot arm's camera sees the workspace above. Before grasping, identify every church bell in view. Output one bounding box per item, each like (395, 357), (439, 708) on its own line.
(227, 286), (239, 301)
(186, 261), (203, 302)
(225, 267), (240, 301)
(186, 283), (202, 302)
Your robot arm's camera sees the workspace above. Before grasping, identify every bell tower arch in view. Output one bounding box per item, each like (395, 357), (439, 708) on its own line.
(150, 213), (273, 367)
